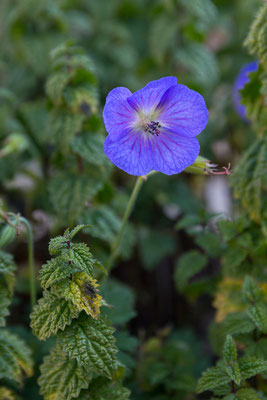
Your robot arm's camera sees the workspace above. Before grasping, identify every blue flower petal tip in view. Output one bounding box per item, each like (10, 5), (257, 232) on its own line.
(233, 61), (259, 121)
(103, 76), (209, 176)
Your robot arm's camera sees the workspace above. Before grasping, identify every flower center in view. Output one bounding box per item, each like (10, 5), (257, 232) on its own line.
(144, 120), (161, 136)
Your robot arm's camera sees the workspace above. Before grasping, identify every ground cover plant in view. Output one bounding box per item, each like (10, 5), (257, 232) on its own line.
(0, 0), (266, 399)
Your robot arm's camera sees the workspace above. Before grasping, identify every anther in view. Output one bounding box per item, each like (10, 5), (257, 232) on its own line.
(145, 121), (161, 136)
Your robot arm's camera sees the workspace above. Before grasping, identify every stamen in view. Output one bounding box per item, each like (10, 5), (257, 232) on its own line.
(207, 163), (232, 176)
(145, 121), (161, 136)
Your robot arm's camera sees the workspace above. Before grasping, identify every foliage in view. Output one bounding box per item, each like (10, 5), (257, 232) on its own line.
(30, 227), (129, 400)
(0, 0), (266, 399)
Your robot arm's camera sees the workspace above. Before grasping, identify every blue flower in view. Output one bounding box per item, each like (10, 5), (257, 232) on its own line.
(233, 61), (259, 121)
(103, 77), (208, 176)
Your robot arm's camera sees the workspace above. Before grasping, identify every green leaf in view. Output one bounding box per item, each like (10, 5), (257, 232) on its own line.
(174, 250), (208, 291)
(101, 279), (136, 326)
(236, 388), (261, 400)
(239, 357), (267, 380)
(46, 71), (72, 105)
(242, 276), (262, 304)
(230, 137), (267, 222)
(30, 291), (79, 340)
(0, 250), (16, 294)
(39, 344), (92, 400)
(246, 303), (267, 333)
(49, 172), (104, 224)
(244, 4), (267, 62)
(224, 335), (237, 363)
(59, 313), (118, 378)
(196, 365), (230, 394)
(68, 224), (92, 240)
(39, 256), (74, 290)
(0, 289), (11, 326)
(217, 219), (238, 242)
(223, 335), (241, 385)
(0, 329), (33, 383)
(222, 312), (255, 336)
(195, 232), (222, 258)
(72, 133), (107, 166)
(77, 377), (130, 400)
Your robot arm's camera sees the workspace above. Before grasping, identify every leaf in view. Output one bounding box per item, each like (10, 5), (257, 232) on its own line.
(195, 232), (222, 258)
(242, 276), (262, 304)
(236, 388), (261, 400)
(224, 335), (238, 364)
(39, 256), (74, 290)
(246, 303), (267, 333)
(0, 329), (33, 383)
(53, 272), (102, 319)
(59, 313), (118, 378)
(46, 71), (72, 105)
(68, 225), (92, 240)
(77, 377), (130, 400)
(0, 250), (16, 294)
(217, 219), (238, 242)
(239, 357), (267, 380)
(223, 335), (241, 385)
(222, 312), (255, 336)
(0, 289), (11, 326)
(72, 132), (107, 166)
(49, 172), (104, 224)
(230, 137), (267, 222)
(174, 250), (208, 291)
(39, 344), (92, 400)
(30, 291), (79, 340)
(101, 279), (136, 326)
(196, 365), (231, 394)
(244, 4), (267, 61)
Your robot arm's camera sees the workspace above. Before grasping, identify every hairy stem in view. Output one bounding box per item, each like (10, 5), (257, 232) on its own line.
(20, 217), (36, 309)
(106, 176), (145, 271)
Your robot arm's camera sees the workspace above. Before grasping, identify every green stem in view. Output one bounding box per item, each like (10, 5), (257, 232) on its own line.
(20, 217), (36, 309)
(107, 176), (145, 271)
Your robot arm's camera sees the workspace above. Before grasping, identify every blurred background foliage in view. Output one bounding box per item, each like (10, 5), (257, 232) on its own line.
(0, 0), (266, 399)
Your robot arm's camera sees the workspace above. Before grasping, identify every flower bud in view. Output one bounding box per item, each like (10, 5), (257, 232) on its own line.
(185, 156), (231, 176)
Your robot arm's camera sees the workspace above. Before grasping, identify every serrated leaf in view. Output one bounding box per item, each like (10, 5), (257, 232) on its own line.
(239, 357), (267, 380)
(54, 272), (102, 319)
(49, 173), (104, 224)
(77, 377), (130, 400)
(236, 388), (261, 400)
(68, 224), (91, 240)
(224, 335), (238, 363)
(39, 344), (92, 400)
(222, 312), (255, 336)
(195, 232), (222, 258)
(72, 133), (107, 166)
(247, 303), (267, 333)
(174, 250), (208, 291)
(0, 250), (16, 294)
(59, 313), (118, 378)
(39, 256), (74, 290)
(46, 71), (72, 105)
(217, 219), (237, 242)
(30, 291), (79, 340)
(0, 290), (11, 326)
(0, 329), (33, 383)
(196, 365), (231, 393)
(101, 279), (136, 326)
(230, 137), (267, 222)
(242, 276), (262, 304)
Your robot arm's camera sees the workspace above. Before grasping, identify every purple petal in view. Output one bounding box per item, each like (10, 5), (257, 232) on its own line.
(151, 133), (200, 175)
(104, 134), (153, 176)
(144, 76), (177, 91)
(103, 96), (137, 141)
(233, 61), (259, 121)
(157, 84), (208, 137)
(127, 76), (177, 113)
(105, 87), (132, 104)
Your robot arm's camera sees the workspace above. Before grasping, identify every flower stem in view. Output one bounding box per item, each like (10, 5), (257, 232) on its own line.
(20, 217), (36, 309)
(107, 176), (145, 271)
